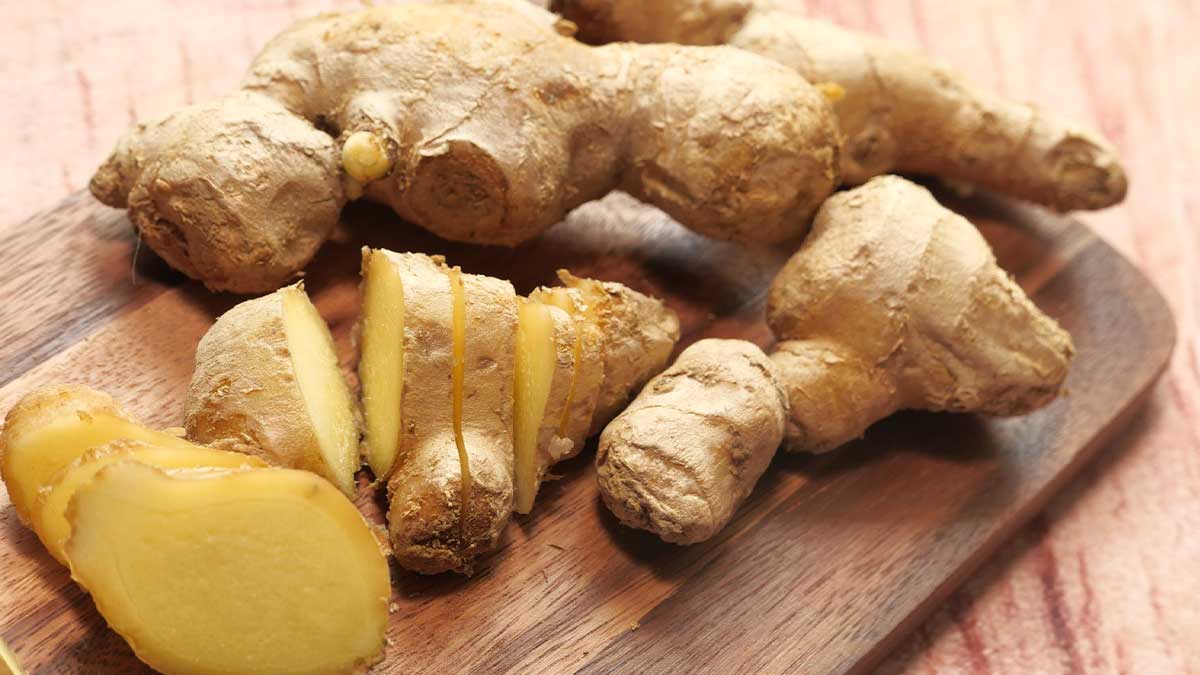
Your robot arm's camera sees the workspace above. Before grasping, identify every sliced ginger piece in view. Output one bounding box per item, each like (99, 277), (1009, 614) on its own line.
(530, 285), (605, 454)
(281, 287), (360, 490)
(0, 637), (25, 675)
(383, 252), (465, 573)
(66, 462), (389, 675)
(374, 251), (517, 573)
(513, 298), (575, 514)
(185, 284), (360, 496)
(451, 266), (517, 561)
(358, 248), (406, 479)
(556, 270), (680, 434)
(360, 251), (675, 571)
(0, 384), (193, 524)
(33, 439), (266, 565)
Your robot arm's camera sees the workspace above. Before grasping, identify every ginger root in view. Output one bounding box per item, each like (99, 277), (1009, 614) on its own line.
(528, 284), (607, 452)
(66, 462), (389, 675)
(766, 176), (1074, 452)
(358, 250), (679, 572)
(555, 0), (1127, 212)
(90, 0), (840, 293)
(594, 176), (1074, 543)
(597, 339), (786, 543)
(184, 284), (360, 496)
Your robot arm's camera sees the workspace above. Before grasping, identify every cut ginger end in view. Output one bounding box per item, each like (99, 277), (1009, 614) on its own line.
(66, 462), (390, 675)
(359, 250), (405, 479)
(0, 395), (194, 524)
(513, 300), (557, 514)
(34, 441), (266, 566)
(0, 636), (24, 675)
(280, 286), (360, 495)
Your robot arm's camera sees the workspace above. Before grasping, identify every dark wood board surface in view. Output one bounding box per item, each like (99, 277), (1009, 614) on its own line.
(0, 187), (1174, 674)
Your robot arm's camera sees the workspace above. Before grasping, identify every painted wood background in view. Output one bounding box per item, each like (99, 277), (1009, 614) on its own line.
(0, 0), (1196, 672)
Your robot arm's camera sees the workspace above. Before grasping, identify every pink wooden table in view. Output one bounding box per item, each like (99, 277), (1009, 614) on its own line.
(1, 1), (1197, 672)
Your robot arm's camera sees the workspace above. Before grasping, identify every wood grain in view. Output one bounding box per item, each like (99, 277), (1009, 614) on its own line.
(0, 186), (1174, 673)
(1, 0), (1196, 673)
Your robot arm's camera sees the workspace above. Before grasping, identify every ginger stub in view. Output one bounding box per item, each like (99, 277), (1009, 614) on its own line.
(184, 284), (360, 496)
(597, 339), (786, 544)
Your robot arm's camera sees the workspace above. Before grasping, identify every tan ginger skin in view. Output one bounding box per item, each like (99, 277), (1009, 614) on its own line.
(597, 177), (1073, 542)
(89, 0), (841, 293)
(597, 339), (786, 544)
(766, 176), (1075, 453)
(381, 253), (471, 574)
(449, 268), (519, 568)
(554, 0), (1128, 212)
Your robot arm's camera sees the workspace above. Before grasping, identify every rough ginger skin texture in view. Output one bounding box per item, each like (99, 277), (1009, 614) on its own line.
(382, 254), (519, 575)
(89, 0), (840, 293)
(454, 270), (519, 566)
(554, 0), (1127, 212)
(766, 176), (1075, 453)
(597, 339), (786, 544)
(384, 253), (466, 574)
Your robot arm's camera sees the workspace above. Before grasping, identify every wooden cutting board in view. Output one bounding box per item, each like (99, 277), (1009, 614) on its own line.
(0, 187), (1174, 675)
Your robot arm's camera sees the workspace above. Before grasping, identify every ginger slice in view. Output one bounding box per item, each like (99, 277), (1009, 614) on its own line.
(66, 462), (389, 675)
(529, 286), (605, 454)
(34, 440), (266, 565)
(281, 286), (360, 491)
(358, 248), (406, 479)
(0, 637), (23, 675)
(0, 385), (193, 524)
(513, 299), (575, 514)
